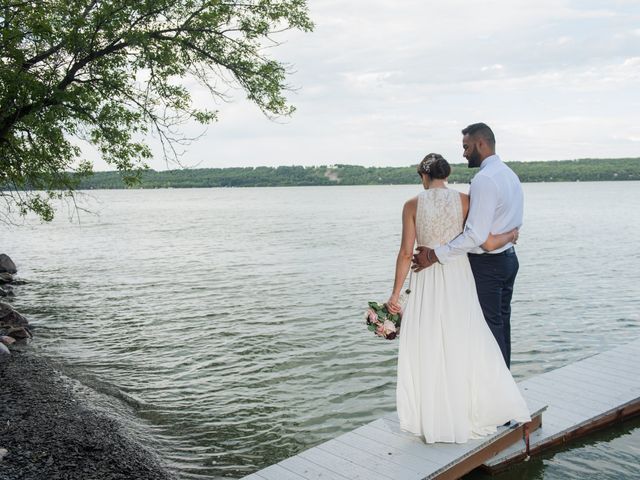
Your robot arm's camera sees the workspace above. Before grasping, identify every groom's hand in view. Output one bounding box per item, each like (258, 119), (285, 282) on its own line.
(412, 246), (437, 272)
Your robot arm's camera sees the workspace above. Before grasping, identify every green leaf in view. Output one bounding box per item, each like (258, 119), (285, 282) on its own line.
(0, 0), (313, 221)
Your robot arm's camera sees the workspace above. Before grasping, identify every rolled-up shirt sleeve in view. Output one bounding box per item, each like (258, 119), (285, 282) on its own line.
(434, 175), (498, 264)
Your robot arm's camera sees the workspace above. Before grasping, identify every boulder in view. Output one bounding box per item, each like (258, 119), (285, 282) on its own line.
(0, 287), (15, 297)
(0, 272), (13, 284)
(0, 343), (9, 356)
(6, 326), (32, 340)
(0, 254), (17, 274)
(0, 302), (29, 328)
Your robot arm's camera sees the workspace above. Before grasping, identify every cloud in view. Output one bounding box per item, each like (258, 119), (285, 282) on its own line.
(86, 0), (640, 170)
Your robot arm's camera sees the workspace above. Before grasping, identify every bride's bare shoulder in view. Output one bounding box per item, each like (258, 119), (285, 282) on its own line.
(405, 195), (419, 209)
(403, 195), (419, 216)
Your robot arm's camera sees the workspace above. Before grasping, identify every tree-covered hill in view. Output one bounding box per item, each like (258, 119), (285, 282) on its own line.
(77, 158), (640, 189)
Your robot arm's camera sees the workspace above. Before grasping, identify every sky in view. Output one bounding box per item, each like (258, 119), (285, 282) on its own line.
(91, 0), (640, 171)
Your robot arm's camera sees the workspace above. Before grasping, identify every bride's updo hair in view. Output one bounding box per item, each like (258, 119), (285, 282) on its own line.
(417, 153), (451, 179)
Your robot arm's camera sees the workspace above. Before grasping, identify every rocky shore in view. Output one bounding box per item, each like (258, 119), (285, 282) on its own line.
(0, 255), (177, 480)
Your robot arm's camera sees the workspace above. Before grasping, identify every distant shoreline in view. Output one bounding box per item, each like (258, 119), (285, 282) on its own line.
(78, 158), (639, 190)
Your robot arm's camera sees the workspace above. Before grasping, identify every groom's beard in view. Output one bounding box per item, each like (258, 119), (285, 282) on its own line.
(467, 147), (482, 168)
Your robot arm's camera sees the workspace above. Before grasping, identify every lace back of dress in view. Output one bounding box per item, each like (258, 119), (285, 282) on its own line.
(416, 189), (463, 248)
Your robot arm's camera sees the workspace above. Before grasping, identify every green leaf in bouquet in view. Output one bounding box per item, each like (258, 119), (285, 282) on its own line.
(367, 324), (377, 332)
(368, 301), (381, 309)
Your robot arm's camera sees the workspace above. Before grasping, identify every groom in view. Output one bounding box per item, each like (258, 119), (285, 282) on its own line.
(412, 123), (523, 369)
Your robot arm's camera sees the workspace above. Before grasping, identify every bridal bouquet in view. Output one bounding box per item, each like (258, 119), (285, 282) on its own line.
(365, 302), (401, 340)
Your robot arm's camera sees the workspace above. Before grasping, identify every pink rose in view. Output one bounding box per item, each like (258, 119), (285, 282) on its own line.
(382, 320), (397, 337)
(365, 308), (378, 324)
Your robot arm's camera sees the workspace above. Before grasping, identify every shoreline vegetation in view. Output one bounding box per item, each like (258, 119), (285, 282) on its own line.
(78, 158), (640, 189)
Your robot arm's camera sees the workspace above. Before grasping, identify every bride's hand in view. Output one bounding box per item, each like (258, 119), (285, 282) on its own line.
(387, 294), (402, 314)
(511, 228), (519, 244)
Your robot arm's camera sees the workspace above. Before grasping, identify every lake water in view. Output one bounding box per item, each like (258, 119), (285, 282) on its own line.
(2, 182), (639, 479)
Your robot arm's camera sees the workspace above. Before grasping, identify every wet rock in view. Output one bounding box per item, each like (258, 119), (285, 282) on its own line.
(0, 353), (177, 480)
(0, 302), (29, 329)
(6, 327), (31, 340)
(0, 255), (17, 274)
(0, 343), (9, 356)
(0, 447), (7, 461)
(0, 287), (15, 297)
(0, 273), (13, 284)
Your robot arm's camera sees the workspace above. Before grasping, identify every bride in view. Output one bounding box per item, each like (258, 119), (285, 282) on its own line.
(386, 153), (530, 443)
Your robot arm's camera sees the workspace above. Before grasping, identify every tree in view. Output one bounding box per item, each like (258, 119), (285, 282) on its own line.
(0, 0), (312, 220)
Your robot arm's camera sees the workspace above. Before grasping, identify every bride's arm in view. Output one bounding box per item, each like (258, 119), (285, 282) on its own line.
(481, 228), (518, 252)
(387, 198), (417, 313)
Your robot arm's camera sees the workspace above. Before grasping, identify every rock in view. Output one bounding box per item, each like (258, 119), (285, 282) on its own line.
(7, 327), (32, 340)
(0, 447), (8, 461)
(0, 272), (13, 284)
(0, 336), (16, 346)
(0, 343), (9, 356)
(0, 287), (15, 297)
(0, 354), (178, 480)
(0, 302), (29, 329)
(0, 254), (17, 274)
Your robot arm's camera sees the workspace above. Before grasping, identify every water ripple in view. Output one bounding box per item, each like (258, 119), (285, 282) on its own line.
(2, 183), (639, 479)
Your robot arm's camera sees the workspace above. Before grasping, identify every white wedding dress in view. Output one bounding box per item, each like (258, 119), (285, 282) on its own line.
(396, 188), (530, 443)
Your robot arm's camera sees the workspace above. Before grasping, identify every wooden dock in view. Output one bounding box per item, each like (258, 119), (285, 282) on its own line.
(241, 338), (640, 480)
(482, 337), (640, 473)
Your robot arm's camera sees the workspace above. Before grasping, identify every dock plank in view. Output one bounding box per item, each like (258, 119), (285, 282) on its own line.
(522, 377), (615, 411)
(533, 369), (637, 401)
(317, 438), (423, 479)
(354, 420), (456, 467)
(256, 464), (307, 480)
(565, 362), (639, 387)
(570, 356), (637, 379)
(299, 446), (393, 480)
(335, 430), (440, 473)
(279, 455), (350, 479)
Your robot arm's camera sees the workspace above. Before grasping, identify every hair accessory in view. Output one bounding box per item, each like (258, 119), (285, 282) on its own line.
(421, 154), (438, 174)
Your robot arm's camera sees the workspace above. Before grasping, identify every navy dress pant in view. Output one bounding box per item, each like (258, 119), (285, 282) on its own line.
(468, 248), (519, 369)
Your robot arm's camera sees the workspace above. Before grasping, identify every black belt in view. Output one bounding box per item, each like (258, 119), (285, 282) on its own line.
(468, 246), (515, 257)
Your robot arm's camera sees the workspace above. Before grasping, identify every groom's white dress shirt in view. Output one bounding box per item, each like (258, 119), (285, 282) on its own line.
(434, 154), (523, 264)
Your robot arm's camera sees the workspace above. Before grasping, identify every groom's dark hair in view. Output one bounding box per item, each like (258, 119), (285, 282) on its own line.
(462, 123), (496, 148)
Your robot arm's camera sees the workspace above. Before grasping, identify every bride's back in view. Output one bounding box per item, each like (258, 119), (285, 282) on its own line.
(416, 188), (464, 248)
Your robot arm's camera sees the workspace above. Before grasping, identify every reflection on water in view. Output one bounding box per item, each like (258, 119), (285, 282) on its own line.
(2, 182), (639, 479)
